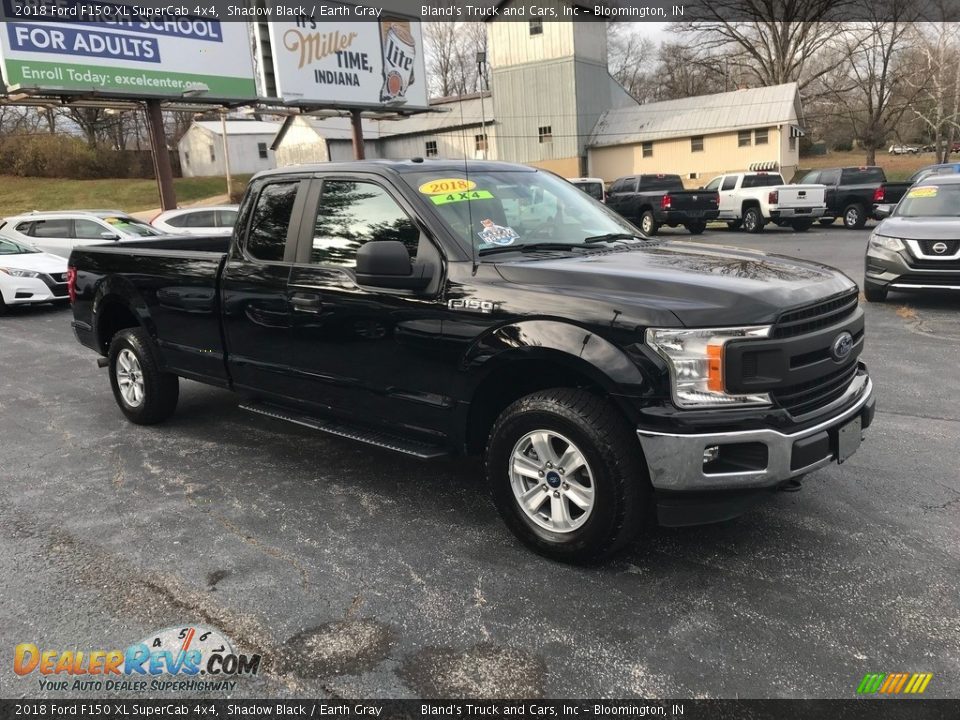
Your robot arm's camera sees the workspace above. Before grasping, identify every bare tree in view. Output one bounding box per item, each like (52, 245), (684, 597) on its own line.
(904, 21), (960, 162)
(674, 0), (853, 94)
(424, 22), (487, 98)
(607, 24), (657, 102)
(655, 41), (730, 100)
(822, 0), (918, 164)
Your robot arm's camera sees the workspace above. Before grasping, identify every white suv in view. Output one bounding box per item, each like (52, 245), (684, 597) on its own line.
(0, 210), (161, 258)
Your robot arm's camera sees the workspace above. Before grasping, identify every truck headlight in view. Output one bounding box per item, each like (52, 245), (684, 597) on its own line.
(646, 326), (773, 408)
(0, 268), (40, 278)
(869, 234), (905, 252)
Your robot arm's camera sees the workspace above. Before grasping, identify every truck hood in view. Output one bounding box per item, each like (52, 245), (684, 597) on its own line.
(876, 216), (960, 240)
(495, 241), (856, 327)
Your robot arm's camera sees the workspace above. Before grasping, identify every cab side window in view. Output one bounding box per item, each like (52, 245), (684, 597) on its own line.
(246, 182), (299, 262)
(799, 171), (820, 184)
(703, 177), (722, 192)
(310, 181), (418, 267)
(720, 176), (738, 192)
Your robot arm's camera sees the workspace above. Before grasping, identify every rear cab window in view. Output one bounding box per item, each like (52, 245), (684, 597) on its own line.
(741, 174), (785, 188)
(638, 175), (683, 192)
(840, 167), (886, 184)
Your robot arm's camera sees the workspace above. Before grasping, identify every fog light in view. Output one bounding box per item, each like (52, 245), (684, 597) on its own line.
(703, 445), (720, 464)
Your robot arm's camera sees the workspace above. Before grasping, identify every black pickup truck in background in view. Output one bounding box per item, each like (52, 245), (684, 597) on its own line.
(795, 166), (910, 229)
(68, 160), (875, 563)
(606, 174), (720, 235)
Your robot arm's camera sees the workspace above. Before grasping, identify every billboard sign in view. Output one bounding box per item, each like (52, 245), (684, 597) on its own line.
(265, 8), (428, 109)
(0, 0), (257, 100)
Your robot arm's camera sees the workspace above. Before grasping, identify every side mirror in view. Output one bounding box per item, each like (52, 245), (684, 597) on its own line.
(100, 232), (120, 240)
(355, 241), (432, 290)
(874, 204), (893, 219)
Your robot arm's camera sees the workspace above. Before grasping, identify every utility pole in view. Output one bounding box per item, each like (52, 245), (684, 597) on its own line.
(477, 51), (488, 160)
(145, 99), (177, 210)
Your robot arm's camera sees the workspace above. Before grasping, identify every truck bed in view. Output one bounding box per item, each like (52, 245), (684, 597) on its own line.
(69, 234), (231, 385)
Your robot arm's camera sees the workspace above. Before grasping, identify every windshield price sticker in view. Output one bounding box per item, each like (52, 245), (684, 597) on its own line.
(431, 190), (494, 205)
(419, 178), (477, 195)
(907, 186), (938, 198)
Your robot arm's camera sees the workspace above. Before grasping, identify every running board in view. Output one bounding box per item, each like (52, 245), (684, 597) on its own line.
(239, 402), (449, 459)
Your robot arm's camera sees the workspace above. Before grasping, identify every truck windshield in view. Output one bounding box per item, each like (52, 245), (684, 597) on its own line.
(404, 170), (638, 256)
(895, 184), (960, 217)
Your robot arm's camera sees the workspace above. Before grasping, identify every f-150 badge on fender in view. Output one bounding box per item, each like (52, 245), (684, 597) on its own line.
(448, 298), (498, 314)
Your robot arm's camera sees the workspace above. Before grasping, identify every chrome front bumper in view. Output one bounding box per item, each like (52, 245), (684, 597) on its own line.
(637, 375), (874, 491)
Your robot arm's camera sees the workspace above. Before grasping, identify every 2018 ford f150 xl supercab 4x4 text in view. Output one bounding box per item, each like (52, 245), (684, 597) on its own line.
(68, 160), (875, 563)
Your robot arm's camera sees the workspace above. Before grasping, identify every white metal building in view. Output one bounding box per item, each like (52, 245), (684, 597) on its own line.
(178, 120), (282, 177)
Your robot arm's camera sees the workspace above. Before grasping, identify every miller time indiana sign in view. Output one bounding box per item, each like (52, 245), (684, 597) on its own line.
(261, 4), (428, 110)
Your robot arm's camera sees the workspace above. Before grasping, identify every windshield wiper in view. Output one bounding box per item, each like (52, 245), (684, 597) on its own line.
(478, 242), (600, 257)
(582, 232), (646, 243)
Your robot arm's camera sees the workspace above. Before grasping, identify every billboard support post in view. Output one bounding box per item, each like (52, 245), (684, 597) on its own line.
(351, 109), (366, 160)
(146, 100), (177, 211)
(220, 109), (234, 199)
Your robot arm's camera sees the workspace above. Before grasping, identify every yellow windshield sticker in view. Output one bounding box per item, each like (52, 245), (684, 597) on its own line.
(908, 186), (938, 198)
(419, 178), (477, 195)
(430, 189), (494, 205)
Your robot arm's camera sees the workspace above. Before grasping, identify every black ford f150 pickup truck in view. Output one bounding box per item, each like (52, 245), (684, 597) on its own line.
(69, 160), (875, 562)
(606, 174), (720, 235)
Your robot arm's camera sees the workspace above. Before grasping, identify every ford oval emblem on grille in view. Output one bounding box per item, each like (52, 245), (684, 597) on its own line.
(932, 242), (948, 254)
(831, 331), (854, 362)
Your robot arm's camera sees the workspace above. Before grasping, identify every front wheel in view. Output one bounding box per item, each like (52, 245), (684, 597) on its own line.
(108, 328), (179, 425)
(485, 389), (649, 563)
(640, 211), (660, 236)
(743, 206), (765, 233)
(843, 203), (867, 229)
(685, 221), (707, 235)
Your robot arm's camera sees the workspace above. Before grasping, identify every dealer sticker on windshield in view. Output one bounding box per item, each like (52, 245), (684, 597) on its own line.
(419, 178), (476, 195)
(477, 219), (519, 246)
(907, 186), (938, 198)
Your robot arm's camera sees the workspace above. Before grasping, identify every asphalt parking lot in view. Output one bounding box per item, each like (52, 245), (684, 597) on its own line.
(1, 222), (958, 700)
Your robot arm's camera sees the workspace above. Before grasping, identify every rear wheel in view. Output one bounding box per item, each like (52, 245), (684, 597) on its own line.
(791, 219), (814, 232)
(108, 328), (179, 425)
(819, 218), (836, 226)
(685, 221), (707, 235)
(640, 211), (660, 236)
(864, 284), (888, 303)
(843, 203), (867, 229)
(485, 389), (648, 564)
(743, 206), (765, 233)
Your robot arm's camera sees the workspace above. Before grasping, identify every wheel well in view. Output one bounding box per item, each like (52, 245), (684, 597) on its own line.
(96, 299), (140, 353)
(464, 360), (609, 456)
(843, 197), (864, 209)
(742, 200), (761, 212)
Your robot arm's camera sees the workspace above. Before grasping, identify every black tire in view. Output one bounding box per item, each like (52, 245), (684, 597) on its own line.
(485, 388), (649, 564)
(685, 221), (707, 235)
(726, 220), (742, 230)
(791, 219), (814, 232)
(108, 328), (179, 425)
(0, 293), (7, 316)
(819, 218), (836, 226)
(742, 206), (765, 233)
(843, 203), (867, 229)
(640, 210), (660, 236)
(863, 284), (888, 303)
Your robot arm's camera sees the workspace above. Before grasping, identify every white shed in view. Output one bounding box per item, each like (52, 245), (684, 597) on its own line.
(179, 120), (282, 177)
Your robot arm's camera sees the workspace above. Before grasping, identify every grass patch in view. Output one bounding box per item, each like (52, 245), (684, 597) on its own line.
(796, 151), (940, 181)
(0, 175), (251, 217)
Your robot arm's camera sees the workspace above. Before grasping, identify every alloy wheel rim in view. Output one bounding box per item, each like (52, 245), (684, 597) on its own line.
(509, 430), (595, 533)
(846, 208), (858, 225)
(116, 348), (145, 408)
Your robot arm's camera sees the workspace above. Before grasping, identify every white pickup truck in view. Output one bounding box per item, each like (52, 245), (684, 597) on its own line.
(704, 172), (827, 233)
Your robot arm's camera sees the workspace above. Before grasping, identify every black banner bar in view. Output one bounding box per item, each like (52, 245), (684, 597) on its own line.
(1, 699), (958, 720)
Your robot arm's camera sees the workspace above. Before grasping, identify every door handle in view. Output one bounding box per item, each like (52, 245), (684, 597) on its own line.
(290, 292), (322, 313)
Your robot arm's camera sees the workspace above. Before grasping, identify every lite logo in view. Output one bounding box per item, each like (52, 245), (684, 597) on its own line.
(857, 672), (933, 695)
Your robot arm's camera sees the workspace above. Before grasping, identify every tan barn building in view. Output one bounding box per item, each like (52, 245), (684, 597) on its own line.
(587, 83), (806, 186)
